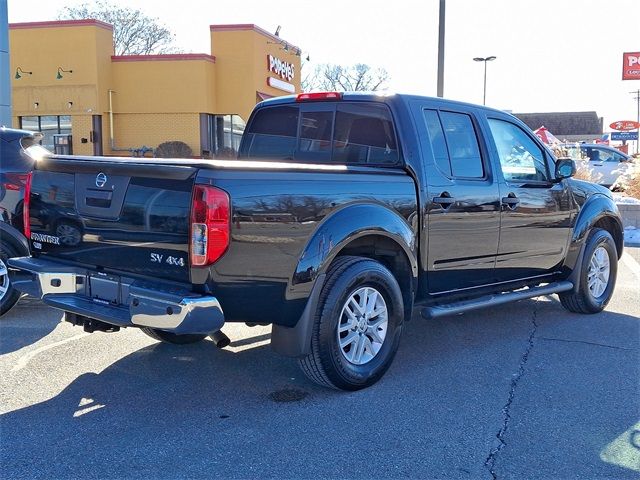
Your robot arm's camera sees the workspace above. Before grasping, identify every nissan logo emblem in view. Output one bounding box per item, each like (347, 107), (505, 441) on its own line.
(95, 172), (108, 188)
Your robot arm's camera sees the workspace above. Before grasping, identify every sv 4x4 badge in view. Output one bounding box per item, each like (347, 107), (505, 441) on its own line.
(150, 253), (185, 267)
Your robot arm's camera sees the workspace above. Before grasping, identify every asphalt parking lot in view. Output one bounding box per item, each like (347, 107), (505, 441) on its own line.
(1, 251), (639, 480)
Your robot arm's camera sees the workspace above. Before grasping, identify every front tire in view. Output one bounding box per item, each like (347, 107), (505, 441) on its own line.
(140, 327), (207, 344)
(298, 256), (404, 390)
(559, 228), (618, 313)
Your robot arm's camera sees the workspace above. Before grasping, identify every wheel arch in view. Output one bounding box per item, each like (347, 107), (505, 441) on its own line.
(569, 194), (623, 260)
(0, 222), (30, 255)
(290, 203), (418, 300)
(273, 203), (418, 358)
(563, 194), (623, 292)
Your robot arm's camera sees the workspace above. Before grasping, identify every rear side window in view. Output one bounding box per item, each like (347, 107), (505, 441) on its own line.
(240, 102), (399, 166)
(422, 109), (484, 178)
(440, 112), (484, 178)
(240, 106), (299, 160)
(332, 104), (398, 165)
(422, 110), (451, 175)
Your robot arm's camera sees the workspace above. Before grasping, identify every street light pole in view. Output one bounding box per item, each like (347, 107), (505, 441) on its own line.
(437, 0), (446, 98)
(473, 56), (496, 105)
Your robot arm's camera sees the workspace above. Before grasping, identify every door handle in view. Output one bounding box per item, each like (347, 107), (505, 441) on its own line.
(501, 194), (520, 210)
(433, 192), (455, 209)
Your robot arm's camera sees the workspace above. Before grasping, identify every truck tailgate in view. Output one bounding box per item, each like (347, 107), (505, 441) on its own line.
(27, 156), (197, 284)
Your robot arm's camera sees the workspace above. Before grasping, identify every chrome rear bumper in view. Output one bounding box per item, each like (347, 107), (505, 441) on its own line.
(8, 256), (224, 334)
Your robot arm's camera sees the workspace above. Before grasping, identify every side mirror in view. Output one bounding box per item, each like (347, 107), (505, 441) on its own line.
(554, 157), (576, 181)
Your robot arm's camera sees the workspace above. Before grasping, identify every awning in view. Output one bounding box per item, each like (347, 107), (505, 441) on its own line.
(533, 126), (561, 145)
(256, 91), (275, 101)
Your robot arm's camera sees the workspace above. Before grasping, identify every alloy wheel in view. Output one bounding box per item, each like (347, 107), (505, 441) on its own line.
(587, 245), (610, 299)
(0, 258), (9, 301)
(336, 286), (388, 365)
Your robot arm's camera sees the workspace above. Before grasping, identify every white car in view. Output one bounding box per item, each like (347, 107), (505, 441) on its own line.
(561, 143), (633, 188)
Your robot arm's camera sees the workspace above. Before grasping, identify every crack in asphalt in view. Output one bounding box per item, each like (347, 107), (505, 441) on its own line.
(484, 300), (539, 480)
(538, 337), (634, 351)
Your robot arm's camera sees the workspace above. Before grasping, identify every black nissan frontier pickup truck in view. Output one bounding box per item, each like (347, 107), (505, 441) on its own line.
(8, 92), (623, 390)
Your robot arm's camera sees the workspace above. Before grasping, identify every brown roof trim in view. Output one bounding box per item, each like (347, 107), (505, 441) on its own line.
(111, 53), (216, 63)
(210, 24), (300, 52)
(9, 19), (113, 31)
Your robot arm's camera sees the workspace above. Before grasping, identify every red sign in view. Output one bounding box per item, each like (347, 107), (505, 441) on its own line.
(609, 120), (640, 131)
(622, 52), (640, 80)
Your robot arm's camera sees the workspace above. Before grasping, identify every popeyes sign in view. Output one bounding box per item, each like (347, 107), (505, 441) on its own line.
(268, 55), (295, 81)
(622, 52), (640, 80)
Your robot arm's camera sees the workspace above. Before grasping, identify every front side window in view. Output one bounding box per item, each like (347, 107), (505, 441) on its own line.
(488, 118), (549, 183)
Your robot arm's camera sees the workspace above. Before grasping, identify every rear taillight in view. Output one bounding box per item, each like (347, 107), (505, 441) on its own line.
(190, 185), (230, 266)
(296, 92), (342, 102)
(23, 172), (33, 239)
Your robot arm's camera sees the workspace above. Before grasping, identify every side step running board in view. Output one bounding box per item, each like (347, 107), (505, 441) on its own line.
(421, 281), (573, 319)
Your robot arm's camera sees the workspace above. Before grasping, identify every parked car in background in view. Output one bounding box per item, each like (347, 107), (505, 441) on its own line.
(561, 143), (633, 188)
(0, 127), (46, 314)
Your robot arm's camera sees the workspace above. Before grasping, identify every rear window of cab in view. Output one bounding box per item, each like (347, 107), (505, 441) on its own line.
(238, 102), (400, 166)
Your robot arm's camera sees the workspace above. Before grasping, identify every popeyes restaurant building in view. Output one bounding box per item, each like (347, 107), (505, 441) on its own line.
(9, 20), (302, 157)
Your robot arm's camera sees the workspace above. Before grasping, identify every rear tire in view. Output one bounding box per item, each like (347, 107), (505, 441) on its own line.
(140, 327), (207, 344)
(298, 256), (404, 391)
(559, 228), (617, 314)
(0, 241), (23, 317)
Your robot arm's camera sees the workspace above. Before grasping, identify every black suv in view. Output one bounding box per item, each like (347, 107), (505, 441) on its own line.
(0, 127), (44, 314)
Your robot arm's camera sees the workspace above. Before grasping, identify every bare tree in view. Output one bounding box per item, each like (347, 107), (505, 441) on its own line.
(58, 1), (175, 55)
(302, 63), (390, 92)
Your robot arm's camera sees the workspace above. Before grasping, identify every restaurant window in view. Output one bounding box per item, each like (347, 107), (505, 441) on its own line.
(19, 115), (72, 151)
(201, 114), (246, 159)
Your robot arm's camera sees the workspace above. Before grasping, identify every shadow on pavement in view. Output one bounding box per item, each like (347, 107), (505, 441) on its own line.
(0, 297), (61, 355)
(0, 298), (638, 479)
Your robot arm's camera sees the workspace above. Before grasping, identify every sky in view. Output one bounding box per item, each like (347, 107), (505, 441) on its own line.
(7, 0), (640, 132)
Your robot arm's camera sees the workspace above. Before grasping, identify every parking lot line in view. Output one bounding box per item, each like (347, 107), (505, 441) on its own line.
(621, 251), (640, 281)
(12, 333), (88, 372)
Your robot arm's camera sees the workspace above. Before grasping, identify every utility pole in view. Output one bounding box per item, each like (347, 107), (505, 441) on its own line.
(0, 0), (11, 126)
(436, 0), (445, 98)
(632, 89), (640, 154)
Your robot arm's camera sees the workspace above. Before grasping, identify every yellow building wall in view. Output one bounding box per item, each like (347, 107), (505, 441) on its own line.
(103, 58), (214, 154)
(102, 113), (200, 156)
(71, 115), (93, 156)
(111, 59), (216, 113)
(10, 21), (113, 120)
(211, 25), (301, 121)
(9, 21), (301, 157)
